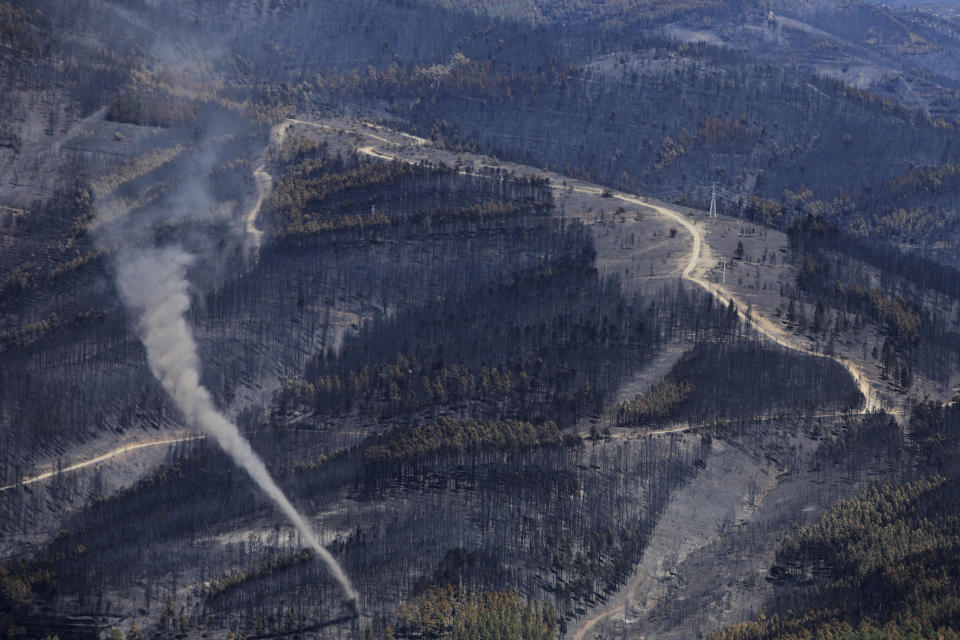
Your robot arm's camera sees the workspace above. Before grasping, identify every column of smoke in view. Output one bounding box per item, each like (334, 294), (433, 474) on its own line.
(116, 247), (358, 606)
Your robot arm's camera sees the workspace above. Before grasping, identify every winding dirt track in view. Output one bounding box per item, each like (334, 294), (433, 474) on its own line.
(624, 196), (878, 412)
(245, 119), (295, 251)
(3, 119), (301, 494)
(245, 164), (269, 250)
(3, 117), (880, 560)
(305, 118), (879, 415)
(301, 118), (882, 640)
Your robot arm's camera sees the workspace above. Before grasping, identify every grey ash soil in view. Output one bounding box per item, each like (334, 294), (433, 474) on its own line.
(572, 414), (905, 640)
(300, 117), (899, 640)
(0, 114), (898, 638)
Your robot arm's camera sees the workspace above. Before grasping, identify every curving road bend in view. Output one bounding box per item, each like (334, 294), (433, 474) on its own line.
(244, 119), (295, 253)
(3, 117), (881, 549)
(3, 121), (294, 494)
(312, 117), (879, 415)
(628, 196), (878, 413)
(245, 164), (269, 251)
(306, 117), (886, 640)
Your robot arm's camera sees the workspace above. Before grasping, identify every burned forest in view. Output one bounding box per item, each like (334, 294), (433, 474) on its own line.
(3, 1), (960, 640)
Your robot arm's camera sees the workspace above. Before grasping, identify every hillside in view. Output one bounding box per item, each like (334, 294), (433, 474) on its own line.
(2, 1), (960, 639)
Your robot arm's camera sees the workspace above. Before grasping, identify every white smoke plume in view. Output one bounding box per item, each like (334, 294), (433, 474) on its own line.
(116, 246), (358, 606)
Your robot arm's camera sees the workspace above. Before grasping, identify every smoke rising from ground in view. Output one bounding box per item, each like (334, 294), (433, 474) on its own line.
(116, 247), (358, 605)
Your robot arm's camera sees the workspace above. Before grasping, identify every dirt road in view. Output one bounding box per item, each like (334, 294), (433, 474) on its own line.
(245, 164), (269, 250)
(2, 121), (298, 493)
(304, 117), (879, 415)
(2, 116), (880, 548)
(294, 116), (887, 640)
(244, 119), (295, 252)
(0, 434), (202, 493)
